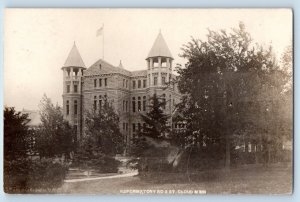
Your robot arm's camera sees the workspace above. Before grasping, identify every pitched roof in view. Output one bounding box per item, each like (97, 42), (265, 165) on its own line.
(63, 42), (86, 68)
(147, 32), (173, 59)
(131, 70), (147, 77)
(85, 59), (131, 76)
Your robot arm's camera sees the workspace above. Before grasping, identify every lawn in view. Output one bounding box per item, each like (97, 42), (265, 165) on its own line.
(57, 163), (292, 195)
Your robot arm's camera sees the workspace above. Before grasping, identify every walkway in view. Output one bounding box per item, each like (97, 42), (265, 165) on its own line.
(64, 170), (138, 183)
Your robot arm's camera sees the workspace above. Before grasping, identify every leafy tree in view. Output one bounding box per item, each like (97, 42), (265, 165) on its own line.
(36, 94), (75, 159)
(4, 107), (30, 161)
(75, 100), (124, 171)
(176, 22), (289, 169)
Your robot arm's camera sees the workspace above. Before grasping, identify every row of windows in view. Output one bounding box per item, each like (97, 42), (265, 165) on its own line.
(66, 100), (78, 115)
(149, 74), (172, 86)
(132, 96), (147, 112)
(94, 78), (108, 88)
(93, 95), (108, 110)
(66, 84), (78, 93)
(122, 79), (129, 88)
(132, 79), (147, 89)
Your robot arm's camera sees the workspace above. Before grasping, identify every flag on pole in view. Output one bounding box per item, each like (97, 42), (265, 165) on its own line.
(96, 25), (103, 37)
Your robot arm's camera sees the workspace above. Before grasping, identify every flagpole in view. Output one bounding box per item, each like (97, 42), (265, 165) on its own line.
(102, 23), (104, 60)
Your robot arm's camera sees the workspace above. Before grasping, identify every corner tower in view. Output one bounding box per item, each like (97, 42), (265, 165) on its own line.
(146, 31), (173, 91)
(62, 42), (86, 140)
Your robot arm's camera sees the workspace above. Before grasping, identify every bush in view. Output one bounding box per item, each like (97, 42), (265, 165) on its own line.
(4, 158), (68, 193)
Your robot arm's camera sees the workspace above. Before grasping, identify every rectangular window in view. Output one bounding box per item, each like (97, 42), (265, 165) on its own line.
(66, 101), (69, 115)
(126, 101), (128, 112)
(74, 100), (78, 115)
(138, 101), (141, 111)
(123, 100), (125, 111)
(104, 78), (107, 86)
(94, 100), (97, 110)
(132, 123), (136, 132)
(162, 77), (166, 85)
(138, 123), (141, 132)
(94, 79), (97, 88)
(143, 80), (146, 88)
(99, 79), (102, 87)
(123, 79), (125, 87)
(133, 80), (136, 89)
(138, 80), (141, 88)
(126, 123), (128, 131)
(132, 100), (136, 112)
(74, 85), (78, 93)
(67, 85), (70, 93)
(143, 99), (146, 111)
(123, 123), (125, 130)
(126, 80), (128, 88)
(154, 77), (158, 86)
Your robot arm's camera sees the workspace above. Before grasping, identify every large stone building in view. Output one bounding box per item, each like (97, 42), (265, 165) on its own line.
(61, 32), (181, 144)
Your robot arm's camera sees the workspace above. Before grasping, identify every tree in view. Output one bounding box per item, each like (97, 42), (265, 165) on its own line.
(176, 22), (288, 169)
(140, 93), (170, 139)
(75, 100), (124, 171)
(129, 94), (171, 172)
(36, 94), (75, 159)
(4, 107), (30, 161)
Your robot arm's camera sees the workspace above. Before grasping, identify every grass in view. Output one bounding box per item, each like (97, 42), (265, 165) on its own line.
(56, 163), (292, 195)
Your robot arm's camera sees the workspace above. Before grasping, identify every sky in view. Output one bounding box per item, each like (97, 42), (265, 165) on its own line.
(4, 9), (292, 111)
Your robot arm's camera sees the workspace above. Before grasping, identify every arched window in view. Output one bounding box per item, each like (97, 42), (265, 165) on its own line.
(66, 100), (69, 115)
(74, 100), (78, 115)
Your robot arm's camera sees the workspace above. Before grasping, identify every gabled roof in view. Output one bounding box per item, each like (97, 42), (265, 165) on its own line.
(63, 42), (86, 68)
(85, 59), (131, 76)
(147, 32), (173, 59)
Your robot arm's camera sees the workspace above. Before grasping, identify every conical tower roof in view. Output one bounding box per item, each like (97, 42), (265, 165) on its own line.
(147, 32), (173, 59)
(63, 42), (86, 68)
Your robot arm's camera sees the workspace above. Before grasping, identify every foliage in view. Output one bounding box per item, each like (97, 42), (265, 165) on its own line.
(36, 94), (75, 159)
(4, 158), (68, 193)
(4, 107), (30, 161)
(140, 93), (170, 139)
(175, 22), (291, 167)
(75, 101), (123, 172)
(129, 94), (171, 172)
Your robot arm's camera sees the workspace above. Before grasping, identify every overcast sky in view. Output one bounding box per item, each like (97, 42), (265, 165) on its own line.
(4, 9), (292, 111)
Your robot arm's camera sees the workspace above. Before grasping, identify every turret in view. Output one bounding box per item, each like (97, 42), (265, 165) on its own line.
(62, 42), (86, 140)
(146, 31), (173, 88)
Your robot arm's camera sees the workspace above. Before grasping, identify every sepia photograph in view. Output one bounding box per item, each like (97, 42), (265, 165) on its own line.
(3, 9), (293, 194)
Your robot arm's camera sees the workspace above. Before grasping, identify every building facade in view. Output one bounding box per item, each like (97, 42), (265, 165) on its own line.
(62, 32), (182, 144)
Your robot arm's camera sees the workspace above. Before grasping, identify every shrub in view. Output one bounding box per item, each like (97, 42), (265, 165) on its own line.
(4, 158), (68, 193)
